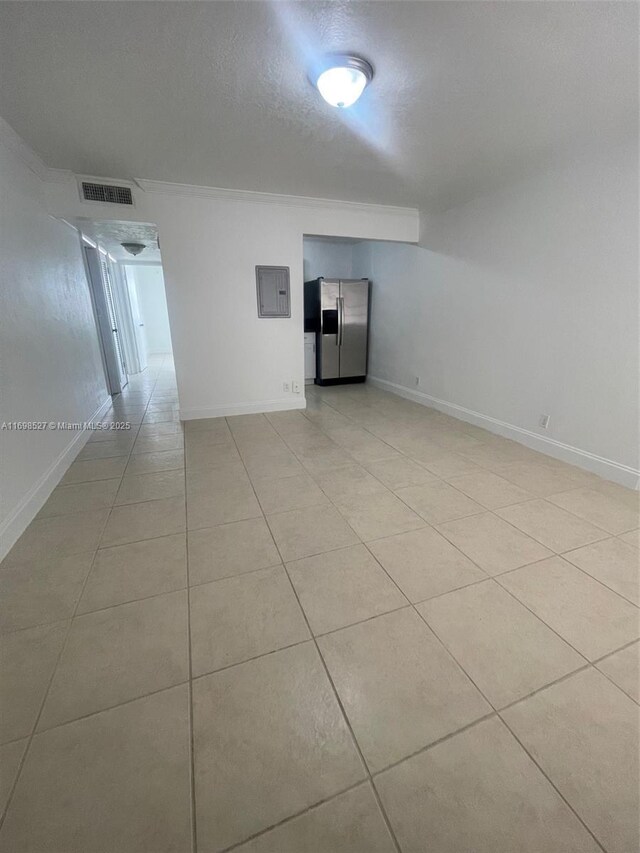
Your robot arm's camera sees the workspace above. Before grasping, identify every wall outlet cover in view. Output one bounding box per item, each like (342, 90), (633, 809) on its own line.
(283, 382), (290, 393)
(292, 381), (301, 393)
(539, 414), (551, 429)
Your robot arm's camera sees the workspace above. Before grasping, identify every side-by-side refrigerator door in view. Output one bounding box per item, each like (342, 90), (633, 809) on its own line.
(319, 279), (340, 380)
(339, 279), (369, 378)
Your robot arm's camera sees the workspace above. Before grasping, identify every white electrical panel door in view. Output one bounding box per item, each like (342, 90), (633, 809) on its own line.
(256, 266), (291, 317)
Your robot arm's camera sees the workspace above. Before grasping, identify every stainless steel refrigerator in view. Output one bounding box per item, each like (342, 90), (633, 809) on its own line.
(304, 277), (371, 385)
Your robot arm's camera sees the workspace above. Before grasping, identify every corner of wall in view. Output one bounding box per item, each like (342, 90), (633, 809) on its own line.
(0, 397), (112, 561)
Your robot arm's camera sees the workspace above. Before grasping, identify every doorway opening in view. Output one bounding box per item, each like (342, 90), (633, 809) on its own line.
(122, 263), (173, 374)
(302, 234), (370, 387)
(77, 219), (174, 396)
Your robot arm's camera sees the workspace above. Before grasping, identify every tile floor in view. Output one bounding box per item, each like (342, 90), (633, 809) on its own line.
(1, 356), (639, 852)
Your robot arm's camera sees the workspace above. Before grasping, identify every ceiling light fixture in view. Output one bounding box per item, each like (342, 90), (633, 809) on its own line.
(313, 55), (374, 108)
(121, 242), (146, 256)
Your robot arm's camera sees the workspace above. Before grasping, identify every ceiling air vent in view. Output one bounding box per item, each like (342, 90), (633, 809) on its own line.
(81, 182), (133, 205)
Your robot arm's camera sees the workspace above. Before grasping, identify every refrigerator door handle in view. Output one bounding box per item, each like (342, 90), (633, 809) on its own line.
(339, 296), (345, 346)
(336, 297), (341, 346)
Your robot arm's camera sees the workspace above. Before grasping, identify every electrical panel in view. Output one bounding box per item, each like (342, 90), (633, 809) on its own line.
(256, 266), (291, 318)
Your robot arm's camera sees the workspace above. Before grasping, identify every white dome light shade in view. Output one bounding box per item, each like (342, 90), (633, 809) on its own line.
(314, 56), (373, 108)
(317, 66), (366, 108)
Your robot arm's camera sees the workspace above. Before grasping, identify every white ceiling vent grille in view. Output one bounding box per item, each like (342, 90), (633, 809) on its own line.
(81, 182), (133, 205)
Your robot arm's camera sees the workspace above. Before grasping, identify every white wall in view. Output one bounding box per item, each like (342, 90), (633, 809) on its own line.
(45, 178), (418, 419)
(125, 265), (172, 355)
(0, 125), (109, 558)
(303, 238), (355, 280)
(357, 139), (639, 485)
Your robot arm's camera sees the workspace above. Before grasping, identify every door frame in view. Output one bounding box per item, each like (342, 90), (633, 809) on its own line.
(119, 265), (147, 375)
(82, 244), (126, 395)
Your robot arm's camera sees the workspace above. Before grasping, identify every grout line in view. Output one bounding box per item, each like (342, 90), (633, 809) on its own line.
(378, 489), (638, 716)
(408, 574), (493, 604)
(228, 422), (404, 853)
(555, 557), (640, 609)
(271, 412), (516, 726)
(0, 472), (123, 829)
(96, 517), (188, 550)
(370, 710), (499, 778)
(34, 484), (185, 522)
(262, 394), (637, 691)
(187, 558), (283, 588)
(495, 499), (612, 548)
(28, 568), (626, 735)
(0, 626), (621, 766)
(491, 570), (629, 662)
(0, 358), (168, 834)
(492, 569), (593, 652)
(68, 581), (189, 621)
(2, 371), (634, 848)
(217, 779), (369, 853)
(284, 572), (404, 853)
(424, 495), (638, 613)
(280, 404), (560, 583)
(590, 638), (640, 706)
(279, 389), (638, 849)
(312, 602), (411, 638)
(493, 548), (640, 609)
(495, 663), (592, 714)
(378, 569), (500, 709)
(30, 679), (191, 735)
(497, 715), (609, 853)
(191, 636), (311, 684)
(183, 411), (198, 853)
(591, 636), (640, 665)
(592, 669), (640, 708)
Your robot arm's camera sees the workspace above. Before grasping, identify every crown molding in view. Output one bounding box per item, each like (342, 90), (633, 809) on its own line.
(0, 116), (419, 223)
(0, 118), (78, 184)
(0, 116), (49, 180)
(49, 216), (79, 234)
(134, 177), (419, 219)
(75, 173), (139, 189)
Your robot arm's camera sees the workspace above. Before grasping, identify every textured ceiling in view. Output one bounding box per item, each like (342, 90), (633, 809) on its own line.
(0, 1), (636, 210)
(77, 219), (161, 262)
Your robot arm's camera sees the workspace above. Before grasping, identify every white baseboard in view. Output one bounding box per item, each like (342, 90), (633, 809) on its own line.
(0, 396), (113, 562)
(369, 377), (640, 490)
(180, 397), (306, 420)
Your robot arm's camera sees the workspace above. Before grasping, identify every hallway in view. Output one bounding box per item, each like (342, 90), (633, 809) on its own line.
(1, 363), (638, 853)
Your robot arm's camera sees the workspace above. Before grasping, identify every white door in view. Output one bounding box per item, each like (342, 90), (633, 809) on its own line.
(99, 256), (128, 390)
(84, 246), (126, 394)
(124, 269), (148, 372)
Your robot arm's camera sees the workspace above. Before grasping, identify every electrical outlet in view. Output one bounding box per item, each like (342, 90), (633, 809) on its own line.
(282, 382), (290, 393)
(539, 414), (550, 430)
(415, 376), (420, 386)
(292, 380), (301, 393)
